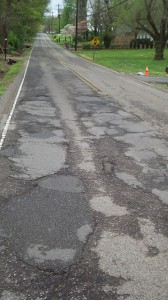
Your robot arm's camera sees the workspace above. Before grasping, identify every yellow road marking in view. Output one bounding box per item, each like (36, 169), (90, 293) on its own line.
(47, 46), (102, 92)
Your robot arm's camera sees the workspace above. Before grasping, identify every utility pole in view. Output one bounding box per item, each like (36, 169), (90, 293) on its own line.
(4, 37), (7, 61)
(56, 4), (62, 42)
(51, 11), (54, 33)
(3, 2), (8, 62)
(3, 22), (8, 61)
(75, 0), (79, 51)
(58, 4), (61, 34)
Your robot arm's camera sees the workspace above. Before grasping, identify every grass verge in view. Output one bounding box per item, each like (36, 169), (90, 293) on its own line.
(0, 48), (31, 97)
(75, 48), (168, 77)
(0, 61), (24, 96)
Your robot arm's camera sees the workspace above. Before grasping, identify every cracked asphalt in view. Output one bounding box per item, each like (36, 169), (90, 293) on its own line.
(0, 33), (168, 299)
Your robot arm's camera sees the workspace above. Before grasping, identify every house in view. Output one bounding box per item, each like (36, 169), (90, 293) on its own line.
(112, 28), (153, 49)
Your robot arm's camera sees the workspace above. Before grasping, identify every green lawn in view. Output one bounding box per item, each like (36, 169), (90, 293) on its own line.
(75, 48), (168, 77)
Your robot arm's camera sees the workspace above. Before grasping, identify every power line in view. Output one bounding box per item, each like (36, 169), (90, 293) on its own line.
(86, 0), (129, 18)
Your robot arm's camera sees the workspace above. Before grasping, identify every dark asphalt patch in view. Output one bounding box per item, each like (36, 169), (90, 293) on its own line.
(38, 175), (85, 193)
(1, 186), (95, 273)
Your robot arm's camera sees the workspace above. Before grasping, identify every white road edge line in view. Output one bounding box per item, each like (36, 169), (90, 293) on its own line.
(0, 47), (33, 150)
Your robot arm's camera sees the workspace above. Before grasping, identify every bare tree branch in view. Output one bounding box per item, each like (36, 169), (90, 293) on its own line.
(144, 0), (159, 36)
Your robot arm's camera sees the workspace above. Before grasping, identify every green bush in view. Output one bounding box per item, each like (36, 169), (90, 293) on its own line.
(103, 33), (113, 49)
(8, 31), (21, 52)
(83, 43), (91, 49)
(82, 42), (104, 50)
(97, 44), (104, 49)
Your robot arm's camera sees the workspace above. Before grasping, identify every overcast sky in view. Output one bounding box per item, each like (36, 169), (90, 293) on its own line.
(48, 0), (63, 15)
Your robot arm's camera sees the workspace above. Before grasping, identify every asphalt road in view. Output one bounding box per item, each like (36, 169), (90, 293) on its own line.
(0, 33), (168, 300)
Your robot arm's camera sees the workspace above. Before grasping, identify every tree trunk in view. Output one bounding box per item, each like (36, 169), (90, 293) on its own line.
(94, 21), (98, 36)
(154, 38), (166, 60)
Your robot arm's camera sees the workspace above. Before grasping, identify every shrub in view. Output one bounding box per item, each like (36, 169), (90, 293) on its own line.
(83, 43), (91, 49)
(103, 32), (113, 49)
(8, 31), (21, 52)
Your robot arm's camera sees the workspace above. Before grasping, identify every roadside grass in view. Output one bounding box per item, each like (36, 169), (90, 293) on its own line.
(0, 60), (24, 96)
(75, 48), (168, 77)
(0, 48), (31, 97)
(0, 59), (9, 96)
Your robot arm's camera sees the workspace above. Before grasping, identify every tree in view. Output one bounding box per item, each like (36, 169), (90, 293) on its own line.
(116, 0), (168, 60)
(137, 0), (168, 60)
(61, 0), (76, 28)
(61, 0), (88, 28)
(88, 0), (116, 39)
(78, 0), (87, 21)
(89, 0), (102, 35)
(0, 0), (49, 51)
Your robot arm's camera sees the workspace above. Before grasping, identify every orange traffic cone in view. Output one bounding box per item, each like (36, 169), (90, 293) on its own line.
(145, 66), (149, 76)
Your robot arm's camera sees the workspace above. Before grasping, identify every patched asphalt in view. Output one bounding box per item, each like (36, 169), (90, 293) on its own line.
(0, 33), (168, 300)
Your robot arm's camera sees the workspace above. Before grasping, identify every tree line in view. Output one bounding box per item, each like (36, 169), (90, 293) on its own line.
(0, 0), (49, 53)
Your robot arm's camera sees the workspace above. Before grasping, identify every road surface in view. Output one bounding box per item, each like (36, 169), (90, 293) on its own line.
(0, 33), (168, 300)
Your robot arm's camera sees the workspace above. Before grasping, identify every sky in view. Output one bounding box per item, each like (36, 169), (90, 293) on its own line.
(47, 0), (63, 15)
